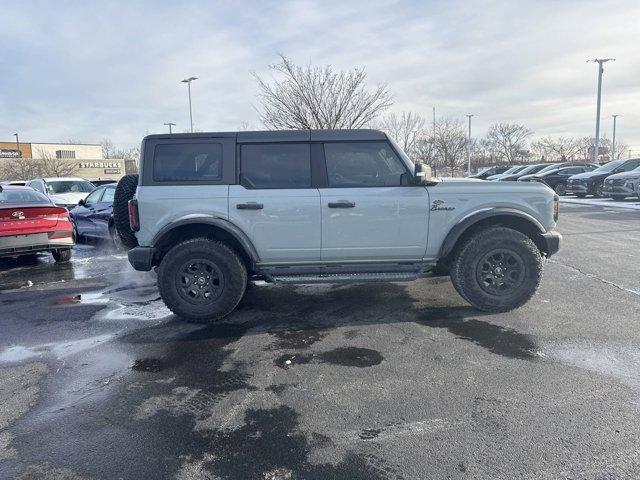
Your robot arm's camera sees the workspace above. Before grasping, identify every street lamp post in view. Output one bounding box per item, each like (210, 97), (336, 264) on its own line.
(465, 114), (474, 175)
(164, 122), (176, 134)
(611, 114), (620, 160)
(181, 76), (198, 133)
(587, 58), (615, 163)
(13, 133), (19, 154)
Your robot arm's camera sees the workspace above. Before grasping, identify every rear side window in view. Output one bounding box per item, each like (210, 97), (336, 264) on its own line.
(102, 187), (115, 203)
(240, 143), (311, 189)
(620, 159), (640, 172)
(153, 143), (222, 182)
(323, 142), (407, 187)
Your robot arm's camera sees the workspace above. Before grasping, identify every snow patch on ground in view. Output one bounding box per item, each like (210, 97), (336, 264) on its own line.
(560, 197), (640, 210)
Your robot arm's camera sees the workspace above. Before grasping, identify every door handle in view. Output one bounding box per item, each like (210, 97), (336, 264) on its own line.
(328, 201), (356, 208)
(236, 202), (264, 210)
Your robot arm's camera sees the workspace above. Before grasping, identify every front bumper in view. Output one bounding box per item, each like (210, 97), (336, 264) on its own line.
(566, 183), (589, 195)
(602, 184), (635, 197)
(541, 231), (562, 257)
(128, 246), (156, 271)
(0, 233), (74, 257)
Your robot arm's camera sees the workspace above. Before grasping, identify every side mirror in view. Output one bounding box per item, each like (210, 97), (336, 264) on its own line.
(415, 163), (433, 184)
(78, 199), (85, 206)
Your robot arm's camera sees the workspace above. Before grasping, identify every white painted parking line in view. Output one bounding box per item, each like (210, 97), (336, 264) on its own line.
(560, 197), (640, 210)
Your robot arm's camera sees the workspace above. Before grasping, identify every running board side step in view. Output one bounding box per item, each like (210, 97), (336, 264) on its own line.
(268, 271), (428, 284)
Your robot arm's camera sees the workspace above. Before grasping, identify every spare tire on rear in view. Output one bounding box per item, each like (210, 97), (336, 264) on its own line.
(113, 174), (139, 249)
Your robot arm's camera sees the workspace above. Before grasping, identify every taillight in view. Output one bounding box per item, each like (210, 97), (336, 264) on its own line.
(128, 199), (139, 231)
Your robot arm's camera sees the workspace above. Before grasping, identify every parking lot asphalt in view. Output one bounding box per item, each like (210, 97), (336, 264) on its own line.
(1, 203), (639, 480)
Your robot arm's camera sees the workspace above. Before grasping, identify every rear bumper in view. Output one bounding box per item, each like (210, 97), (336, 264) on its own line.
(541, 230), (562, 257)
(0, 234), (74, 257)
(128, 246), (156, 271)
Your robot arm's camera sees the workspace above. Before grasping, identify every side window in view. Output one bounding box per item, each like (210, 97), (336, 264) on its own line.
(84, 188), (103, 205)
(621, 159), (640, 172)
(323, 142), (408, 187)
(101, 187), (115, 203)
(563, 167), (581, 175)
(240, 143), (311, 189)
(153, 143), (222, 182)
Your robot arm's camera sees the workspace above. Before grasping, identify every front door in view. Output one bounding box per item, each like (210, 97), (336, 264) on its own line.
(319, 141), (429, 261)
(228, 142), (321, 263)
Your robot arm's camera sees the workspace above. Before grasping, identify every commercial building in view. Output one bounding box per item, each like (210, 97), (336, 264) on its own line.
(0, 140), (133, 182)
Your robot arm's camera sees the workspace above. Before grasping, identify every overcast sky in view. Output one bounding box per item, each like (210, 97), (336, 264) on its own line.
(2, 0), (639, 153)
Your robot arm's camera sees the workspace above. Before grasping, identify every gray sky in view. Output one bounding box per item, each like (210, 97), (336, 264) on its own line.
(2, 0), (639, 153)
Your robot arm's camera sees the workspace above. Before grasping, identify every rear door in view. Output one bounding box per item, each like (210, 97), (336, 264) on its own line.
(318, 141), (429, 261)
(228, 142), (321, 263)
(92, 186), (115, 237)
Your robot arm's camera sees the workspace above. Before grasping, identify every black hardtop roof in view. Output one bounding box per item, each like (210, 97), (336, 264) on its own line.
(143, 129), (388, 143)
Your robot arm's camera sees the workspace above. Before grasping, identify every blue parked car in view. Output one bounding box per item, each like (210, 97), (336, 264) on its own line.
(69, 183), (120, 246)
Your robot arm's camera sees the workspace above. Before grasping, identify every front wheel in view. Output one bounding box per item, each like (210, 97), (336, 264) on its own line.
(157, 238), (247, 323)
(576, 193), (587, 198)
(52, 249), (72, 263)
(595, 183), (604, 197)
(450, 227), (543, 312)
(554, 183), (567, 196)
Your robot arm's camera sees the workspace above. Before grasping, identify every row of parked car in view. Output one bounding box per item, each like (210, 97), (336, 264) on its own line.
(470, 158), (640, 200)
(0, 177), (118, 263)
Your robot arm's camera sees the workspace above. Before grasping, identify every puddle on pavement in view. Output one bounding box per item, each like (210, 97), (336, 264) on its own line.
(132, 358), (167, 372)
(417, 309), (542, 359)
(275, 347), (384, 369)
(0, 333), (116, 363)
(268, 329), (328, 350)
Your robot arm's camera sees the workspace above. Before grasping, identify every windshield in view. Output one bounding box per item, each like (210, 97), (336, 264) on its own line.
(535, 163), (561, 175)
(515, 164), (544, 175)
(45, 180), (95, 195)
(0, 189), (51, 204)
(593, 159), (626, 173)
(502, 165), (524, 175)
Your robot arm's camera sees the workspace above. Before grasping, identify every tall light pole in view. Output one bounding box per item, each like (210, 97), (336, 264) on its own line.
(465, 114), (474, 175)
(13, 132), (19, 154)
(164, 122), (176, 134)
(611, 114), (620, 160)
(181, 76), (198, 133)
(587, 58), (615, 163)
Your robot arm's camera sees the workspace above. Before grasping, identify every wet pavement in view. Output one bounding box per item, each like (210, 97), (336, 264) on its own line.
(0, 204), (639, 479)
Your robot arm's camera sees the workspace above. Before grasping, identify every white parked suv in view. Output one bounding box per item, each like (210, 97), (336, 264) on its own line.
(113, 130), (561, 323)
(26, 177), (95, 208)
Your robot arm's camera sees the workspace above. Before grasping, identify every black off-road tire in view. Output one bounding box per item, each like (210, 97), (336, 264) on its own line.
(450, 227), (543, 313)
(113, 174), (139, 249)
(157, 238), (247, 323)
(52, 249), (72, 263)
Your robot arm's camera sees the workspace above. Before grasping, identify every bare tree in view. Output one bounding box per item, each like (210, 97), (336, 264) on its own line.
(237, 121), (253, 131)
(254, 54), (393, 130)
(379, 111), (426, 154)
(530, 136), (585, 162)
(101, 138), (116, 159)
(0, 158), (41, 181)
(484, 123), (533, 164)
(34, 150), (79, 177)
(432, 118), (468, 176)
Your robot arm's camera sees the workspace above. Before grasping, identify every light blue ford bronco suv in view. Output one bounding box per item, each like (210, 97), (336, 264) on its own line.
(113, 129), (561, 323)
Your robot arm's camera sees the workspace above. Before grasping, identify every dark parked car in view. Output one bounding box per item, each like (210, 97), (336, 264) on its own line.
(518, 162), (595, 183)
(468, 165), (511, 180)
(485, 165), (526, 181)
(602, 164), (640, 200)
(566, 158), (640, 197)
(518, 165), (598, 195)
(497, 163), (551, 181)
(68, 183), (119, 245)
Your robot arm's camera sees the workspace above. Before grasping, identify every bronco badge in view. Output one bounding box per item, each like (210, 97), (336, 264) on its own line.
(430, 200), (455, 212)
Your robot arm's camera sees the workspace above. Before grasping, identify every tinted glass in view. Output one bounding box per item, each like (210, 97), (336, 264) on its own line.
(0, 188), (51, 204)
(153, 143), (222, 182)
(101, 187), (115, 203)
(84, 188), (103, 204)
(324, 142), (407, 187)
(618, 159), (640, 172)
(46, 181), (95, 194)
(240, 143), (311, 188)
(561, 167), (582, 175)
(594, 159), (626, 173)
(536, 163), (561, 174)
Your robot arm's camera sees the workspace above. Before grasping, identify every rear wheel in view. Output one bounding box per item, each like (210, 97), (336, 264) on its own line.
(554, 183), (567, 196)
(612, 195), (626, 201)
(113, 174), (139, 249)
(450, 227), (543, 312)
(52, 249), (72, 263)
(157, 238), (247, 323)
(109, 224), (123, 250)
(576, 193), (587, 198)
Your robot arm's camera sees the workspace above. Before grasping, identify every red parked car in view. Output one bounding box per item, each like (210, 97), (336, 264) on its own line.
(0, 185), (74, 262)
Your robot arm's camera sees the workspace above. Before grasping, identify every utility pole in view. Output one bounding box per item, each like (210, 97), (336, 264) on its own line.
(164, 122), (176, 134)
(181, 76), (198, 133)
(611, 114), (620, 160)
(587, 58), (615, 163)
(13, 133), (19, 155)
(465, 114), (474, 175)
